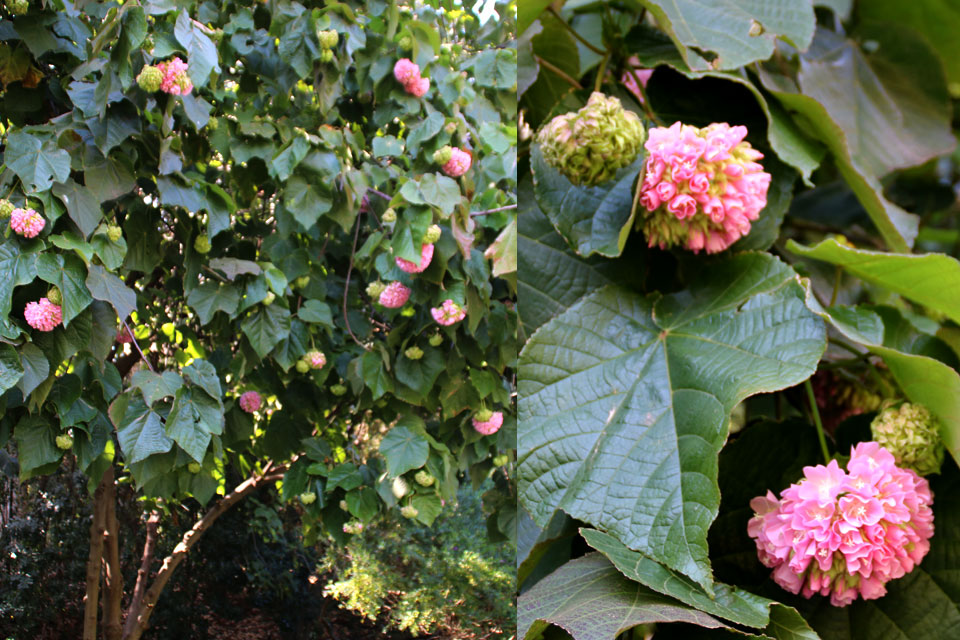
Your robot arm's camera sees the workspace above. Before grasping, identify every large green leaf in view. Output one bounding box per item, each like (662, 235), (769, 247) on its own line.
(4, 130), (71, 193)
(130, 370), (184, 406)
(36, 253), (93, 326)
(0, 238), (40, 317)
(519, 252), (826, 591)
(164, 386), (223, 462)
(174, 10), (220, 88)
(14, 416), (61, 479)
(52, 180), (102, 239)
(85, 264), (137, 321)
(518, 553), (733, 640)
(186, 281), (240, 325)
(788, 237), (960, 326)
(241, 304), (291, 358)
(399, 174), (462, 216)
(379, 416), (429, 477)
(0, 343), (24, 393)
(531, 142), (643, 258)
(639, 0), (815, 72)
(109, 391), (174, 465)
(16, 343), (48, 398)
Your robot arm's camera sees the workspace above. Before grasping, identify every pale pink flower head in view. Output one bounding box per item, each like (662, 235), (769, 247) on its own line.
(442, 147), (472, 177)
(24, 298), (62, 332)
(239, 390), (262, 413)
(620, 58), (653, 103)
(116, 327), (135, 344)
(472, 410), (503, 436)
(395, 243), (434, 273)
(378, 281), (411, 308)
(431, 299), (466, 326)
(639, 121), (770, 254)
(407, 76), (430, 97)
(157, 57), (193, 95)
(306, 350), (326, 369)
(10, 208), (45, 238)
(748, 443), (934, 607)
(393, 58), (421, 85)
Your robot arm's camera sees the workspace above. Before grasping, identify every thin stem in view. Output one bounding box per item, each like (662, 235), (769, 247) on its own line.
(369, 189), (392, 201)
(547, 7), (605, 55)
(829, 266), (841, 306)
(343, 212), (366, 349)
(122, 317), (155, 373)
(594, 51), (610, 93)
(535, 55), (583, 90)
(471, 203), (517, 217)
(805, 379), (831, 464)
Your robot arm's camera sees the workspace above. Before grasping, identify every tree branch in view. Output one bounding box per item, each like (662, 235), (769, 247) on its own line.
(122, 511), (161, 639)
(82, 472), (110, 640)
(471, 204), (517, 217)
(102, 467), (123, 640)
(342, 212), (367, 350)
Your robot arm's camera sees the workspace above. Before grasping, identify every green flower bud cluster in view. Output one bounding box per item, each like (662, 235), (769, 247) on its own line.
(870, 402), (945, 476)
(263, 291), (276, 306)
(6, 0), (28, 16)
(392, 476), (409, 499)
(136, 65), (163, 92)
(299, 491), (317, 505)
(404, 346), (424, 360)
(207, 116), (219, 131)
(414, 470), (434, 486)
(398, 36), (412, 51)
(46, 287), (62, 306)
(330, 383), (347, 396)
(320, 49), (334, 64)
(382, 208), (397, 223)
(433, 145), (453, 166)
(55, 434), (73, 450)
(400, 505), (418, 519)
(194, 234), (211, 254)
(188, 461), (202, 473)
(296, 360), (310, 374)
(444, 121), (457, 135)
(492, 454), (509, 467)
(294, 275), (310, 289)
(318, 30), (339, 49)
(428, 333), (443, 347)
(107, 225), (123, 243)
(423, 224), (442, 244)
(537, 91), (646, 186)
(366, 281), (387, 299)
(0, 199), (14, 219)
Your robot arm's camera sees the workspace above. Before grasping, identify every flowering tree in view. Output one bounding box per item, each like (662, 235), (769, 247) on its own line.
(0, 1), (517, 638)
(518, 2), (960, 639)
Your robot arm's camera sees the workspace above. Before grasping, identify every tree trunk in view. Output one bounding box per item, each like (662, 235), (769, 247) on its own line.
(122, 511), (160, 639)
(122, 468), (286, 640)
(101, 467), (123, 640)
(82, 472), (110, 640)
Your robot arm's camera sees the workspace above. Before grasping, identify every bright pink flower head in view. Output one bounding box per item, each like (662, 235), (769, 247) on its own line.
(239, 391), (262, 413)
(24, 298), (62, 332)
(10, 208), (44, 238)
(748, 444), (934, 607)
(407, 76), (430, 97)
(378, 281), (411, 308)
(306, 350), (326, 369)
(393, 58), (421, 85)
(442, 147), (471, 177)
(472, 411), (503, 436)
(157, 58), (193, 95)
(431, 299), (466, 326)
(395, 243), (434, 274)
(620, 57), (653, 103)
(639, 121), (770, 254)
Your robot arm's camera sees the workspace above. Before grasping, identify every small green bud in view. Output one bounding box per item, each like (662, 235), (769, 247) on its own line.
(56, 434), (73, 450)
(382, 208), (397, 223)
(295, 275), (311, 289)
(0, 199), (14, 219)
(318, 30), (339, 49)
(404, 346), (424, 360)
(194, 234), (211, 254)
(136, 65), (163, 93)
(107, 225), (123, 242)
(433, 145), (454, 166)
(339, 499), (349, 511)
(331, 383), (347, 396)
(474, 408), (493, 423)
(392, 476), (409, 499)
(423, 224), (441, 244)
(444, 121), (457, 135)
(187, 461), (202, 473)
(400, 505), (418, 519)
(414, 470), (434, 487)
(296, 359), (311, 374)
(320, 49), (334, 64)
(429, 333), (443, 347)
(366, 281), (387, 299)
(537, 92), (646, 186)
(748, 19), (764, 37)
(492, 454), (509, 467)
(263, 291), (276, 306)
(299, 491), (317, 505)
(398, 35), (412, 50)
(871, 403), (945, 476)
(207, 116), (219, 131)
(46, 287), (62, 306)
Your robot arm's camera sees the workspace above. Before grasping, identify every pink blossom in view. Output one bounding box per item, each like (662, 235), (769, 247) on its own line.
(157, 58), (193, 95)
(407, 76), (430, 97)
(393, 58), (420, 85)
(395, 243), (434, 274)
(307, 350), (326, 368)
(24, 298), (62, 332)
(442, 147), (472, 177)
(239, 391), (262, 413)
(378, 281), (411, 308)
(620, 58), (653, 103)
(116, 327), (134, 344)
(472, 411), (503, 436)
(666, 194), (697, 220)
(431, 299), (466, 326)
(748, 443), (934, 607)
(10, 208), (44, 238)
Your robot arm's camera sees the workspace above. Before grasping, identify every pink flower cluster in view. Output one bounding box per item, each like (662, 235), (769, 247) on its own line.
(442, 148), (472, 178)
(639, 122), (770, 254)
(748, 442), (934, 607)
(395, 243), (434, 273)
(10, 208), (44, 238)
(239, 391), (262, 413)
(431, 299), (465, 326)
(158, 58), (193, 95)
(24, 298), (62, 332)
(116, 327), (134, 344)
(306, 350), (326, 368)
(620, 59), (653, 104)
(472, 411), (503, 436)
(393, 58), (429, 97)
(379, 281), (411, 308)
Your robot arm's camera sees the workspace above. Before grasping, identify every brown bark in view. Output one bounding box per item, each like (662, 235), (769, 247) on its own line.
(82, 472), (111, 640)
(122, 511), (160, 639)
(101, 467), (123, 640)
(122, 468), (286, 640)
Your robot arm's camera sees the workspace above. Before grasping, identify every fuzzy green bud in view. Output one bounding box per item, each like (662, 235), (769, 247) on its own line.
(0, 199), (14, 219)
(188, 461), (202, 473)
(537, 91), (646, 186)
(871, 403), (944, 476)
(299, 491), (317, 505)
(398, 35), (412, 51)
(56, 434), (73, 450)
(263, 291), (276, 306)
(429, 333), (443, 347)
(207, 116), (219, 131)
(444, 121), (458, 135)
(107, 225), (123, 243)
(7, 0), (27, 15)
(392, 476), (409, 499)
(414, 470), (434, 487)
(492, 454), (509, 467)
(320, 49), (334, 64)
(339, 499), (349, 511)
(318, 30), (339, 49)
(423, 224), (441, 244)
(404, 346), (424, 360)
(433, 145), (454, 166)
(366, 281), (387, 299)
(382, 208), (397, 223)
(194, 234), (211, 254)
(136, 65), (163, 93)
(331, 383), (347, 396)
(295, 275), (310, 289)
(46, 287), (62, 306)
(296, 360), (311, 374)
(400, 505), (418, 519)
(474, 408), (493, 423)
